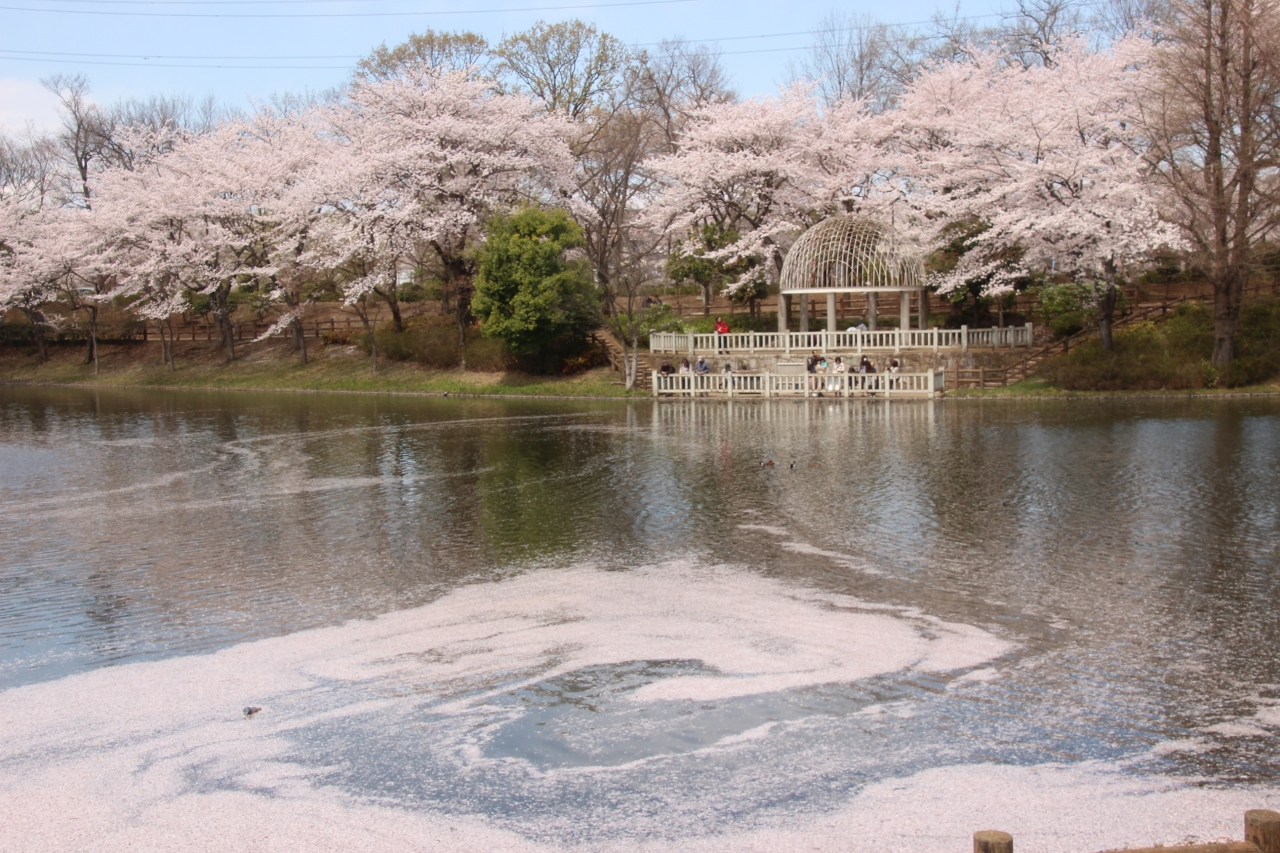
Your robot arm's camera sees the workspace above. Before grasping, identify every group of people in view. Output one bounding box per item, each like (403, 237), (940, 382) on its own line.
(658, 356), (742, 375)
(805, 352), (899, 376)
(803, 352), (901, 395)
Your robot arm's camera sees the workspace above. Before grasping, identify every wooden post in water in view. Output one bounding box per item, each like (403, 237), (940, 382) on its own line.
(973, 830), (1013, 853)
(1246, 810), (1280, 853)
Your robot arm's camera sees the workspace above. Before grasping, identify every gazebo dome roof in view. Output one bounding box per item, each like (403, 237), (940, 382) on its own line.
(779, 215), (925, 294)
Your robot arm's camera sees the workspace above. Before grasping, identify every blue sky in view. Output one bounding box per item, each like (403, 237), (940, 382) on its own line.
(0, 0), (1010, 133)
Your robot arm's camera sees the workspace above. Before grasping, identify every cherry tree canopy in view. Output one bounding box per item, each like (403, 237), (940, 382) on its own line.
(305, 68), (576, 310)
(884, 37), (1181, 298)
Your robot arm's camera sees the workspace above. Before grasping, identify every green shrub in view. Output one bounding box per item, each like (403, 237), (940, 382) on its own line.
(0, 323), (35, 346)
(1162, 303), (1213, 358)
(397, 281), (431, 303)
(1039, 322), (1210, 390)
(366, 317), (520, 371)
(1049, 310), (1086, 338)
(1038, 298), (1280, 390)
(1224, 299), (1280, 387)
(472, 206), (599, 354)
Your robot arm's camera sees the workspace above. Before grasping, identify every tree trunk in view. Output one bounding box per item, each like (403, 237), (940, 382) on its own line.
(1212, 266), (1244, 367)
(83, 305), (99, 372)
(450, 273), (472, 372)
(627, 331), (639, 391)
(457, 312), (467, 371)
(380, 286), (404, 333)
(358, 309), (377, 373)
(156, 320), (170, 369)
(1097, 283), (1119, 352)
(291, 317), (308, 365)
(208, 284), (237, 361)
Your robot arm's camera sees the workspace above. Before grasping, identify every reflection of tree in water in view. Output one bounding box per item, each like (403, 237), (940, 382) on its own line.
(473, 420), (615, 564)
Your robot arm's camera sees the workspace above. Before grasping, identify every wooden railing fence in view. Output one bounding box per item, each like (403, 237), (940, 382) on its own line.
(972, 809), (1280, 853)
(158, 317), (364, 342)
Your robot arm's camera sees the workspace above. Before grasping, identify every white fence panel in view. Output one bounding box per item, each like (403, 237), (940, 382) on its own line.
(649, 326), (1032, 354)
(653, 370), (945, 398)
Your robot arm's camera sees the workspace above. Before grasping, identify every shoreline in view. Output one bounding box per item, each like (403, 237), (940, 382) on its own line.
(0, 378), (633, 402)
(3, 342), (1279, 402)
(5, 376), (1280, 403)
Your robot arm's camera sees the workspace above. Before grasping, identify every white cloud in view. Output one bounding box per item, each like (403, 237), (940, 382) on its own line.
(0, 77), (62, 135)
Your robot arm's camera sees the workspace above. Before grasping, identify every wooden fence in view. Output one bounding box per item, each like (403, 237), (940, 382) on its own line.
(160, 317), (364, 342)
(972, 809), (1280, 853)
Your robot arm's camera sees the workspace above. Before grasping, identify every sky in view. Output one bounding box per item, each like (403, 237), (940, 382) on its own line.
(0, 0), (1016, 134)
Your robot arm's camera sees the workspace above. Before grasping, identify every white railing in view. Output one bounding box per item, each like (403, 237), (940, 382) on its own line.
(652, 370), (946, 398)
(649, 324), (1033, 354)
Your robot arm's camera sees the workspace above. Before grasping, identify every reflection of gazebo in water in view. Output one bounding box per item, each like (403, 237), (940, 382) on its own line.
(778, 215), (928, 333)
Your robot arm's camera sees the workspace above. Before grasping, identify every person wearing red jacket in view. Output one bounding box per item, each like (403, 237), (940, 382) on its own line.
(713, 316), (730, 353)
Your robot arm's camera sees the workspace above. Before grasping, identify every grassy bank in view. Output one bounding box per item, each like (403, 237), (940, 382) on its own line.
(950, 377), (1280, 398)
(0, 339), (635, 399)
(954, 299), (1280, 398)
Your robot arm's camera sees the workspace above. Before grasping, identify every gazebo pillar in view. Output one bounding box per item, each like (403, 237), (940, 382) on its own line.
(799, 295), (809, 332)
(900, 290), (911, 330)
(867, 293), (878, 331)
(920, 289), (930, 329)
(778, 293), (789, 333)
(827, 292), (838, 332)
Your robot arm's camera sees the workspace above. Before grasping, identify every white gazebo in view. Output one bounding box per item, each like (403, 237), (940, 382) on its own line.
(778, 215), (929, 333)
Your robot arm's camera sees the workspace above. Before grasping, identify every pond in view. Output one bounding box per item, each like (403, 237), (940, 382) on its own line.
(2, 386), (1279, 852)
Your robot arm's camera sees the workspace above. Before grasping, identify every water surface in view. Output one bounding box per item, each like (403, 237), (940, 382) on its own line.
(2, 387), (1279, 850)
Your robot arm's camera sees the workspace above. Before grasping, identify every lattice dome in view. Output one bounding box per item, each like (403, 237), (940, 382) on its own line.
(779, 215), (925, 294)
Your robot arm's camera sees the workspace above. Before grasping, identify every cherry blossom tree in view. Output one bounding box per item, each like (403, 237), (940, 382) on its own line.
(648, 84), (885, 311)
(305, 67), (575, 369)
(1, 131), (61, 361)
(885, 37), (1182, 348)
(648, 85), (825, 291)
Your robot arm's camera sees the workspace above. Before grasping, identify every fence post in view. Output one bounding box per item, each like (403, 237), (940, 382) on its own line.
(1246, 810), (1280, 853)
(961, 325), (968, 351)
(979, 366), (986, 388)
(973, 830), (1012, 853)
